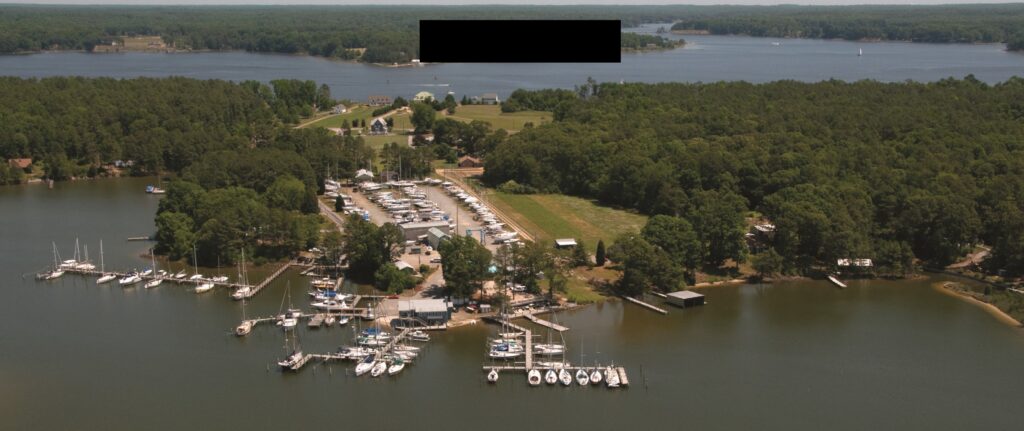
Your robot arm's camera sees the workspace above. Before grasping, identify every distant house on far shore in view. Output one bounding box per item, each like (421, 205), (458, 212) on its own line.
(8, 158), (32, 170)
(458, 155), (483, 168)
(413, 91), (435, 103)
(368, 95), (392, 107)
(481, 93), (500, 105)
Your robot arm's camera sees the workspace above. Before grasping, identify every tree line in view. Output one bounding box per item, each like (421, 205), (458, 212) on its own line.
(621, 32), (681, 50)
(482, 78), (1024, 278)
(669, 4), (1024, 48)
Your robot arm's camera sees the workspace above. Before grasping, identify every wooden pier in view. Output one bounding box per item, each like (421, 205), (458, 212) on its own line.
(622, 296), (668, 315)
(522, 312), (569, 332)
(245, 260), (295, 298)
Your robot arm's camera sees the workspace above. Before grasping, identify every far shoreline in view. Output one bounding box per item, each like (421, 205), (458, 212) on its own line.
(933, 281), (1023, 328)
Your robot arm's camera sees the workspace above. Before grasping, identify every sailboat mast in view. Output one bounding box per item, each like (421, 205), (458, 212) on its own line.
(99, 239), (105, 273)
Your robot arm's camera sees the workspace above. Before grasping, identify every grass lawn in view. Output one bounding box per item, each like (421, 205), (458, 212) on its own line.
(302, 105), (374, 129)
(359, 133), (409, 150)
(486, 191), (648, 252)
(445, 105), (551, 131)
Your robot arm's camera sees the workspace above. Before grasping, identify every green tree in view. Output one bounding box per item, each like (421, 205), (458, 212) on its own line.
(570, 239), (591, 268)
(264, 175), (307, 211)
(750, 249), (784, 279)
(410, 102), (436, 133)
(608, 234), (684, 296)
(641, 215), (702, 273)
(154, 211), (196, 260)
(595, 240), (606, 266)
(374, 263), (416, 293)
(321, 230), (344, 266)
(439, 235), (493, 299)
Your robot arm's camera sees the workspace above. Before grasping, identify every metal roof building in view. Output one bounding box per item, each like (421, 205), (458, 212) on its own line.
(666, 290), (706, 308)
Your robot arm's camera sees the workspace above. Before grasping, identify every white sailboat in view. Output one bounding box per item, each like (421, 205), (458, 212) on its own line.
(355, 355), (375, 376)
(118, 272), (142, 286)
(605, 366), (620, 388)
(558, 368), (572, 386)
(76, 244), (96, 270)
(231, 250), (250, 300)
(590, 368), (603, 385)
(858, 48), (863, 57)
(575, 369), (590, 386)
(191, 245), (213, 293)
(173, 269), (187, 279)
(96, 240), (116, 284)
(39, 242), (65, 280)
(545, 369), (558, 385)
(277, 332), (304, 371)
(387, 357), (406, 375)
(527, 369), (542, 386)
(370, 360), (387, 377)
(144, 249), (162, 288)
(276, 283), (298, 330)
(487, 369), (499, 383)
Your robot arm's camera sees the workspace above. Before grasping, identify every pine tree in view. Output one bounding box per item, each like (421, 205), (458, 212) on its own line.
(595, 240), (606, 266)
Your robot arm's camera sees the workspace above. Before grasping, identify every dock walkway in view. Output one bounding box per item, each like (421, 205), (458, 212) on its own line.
(522, 312), (569, 332)
(622, 296), (668, 315)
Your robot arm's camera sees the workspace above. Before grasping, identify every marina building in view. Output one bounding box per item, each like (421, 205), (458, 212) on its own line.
(398, 299), (451, 326)
(399, 220), (450, 241)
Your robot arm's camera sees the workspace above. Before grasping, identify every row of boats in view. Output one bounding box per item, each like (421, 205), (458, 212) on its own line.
(486, 366), (622, 388)
(441, 182), (519, 244)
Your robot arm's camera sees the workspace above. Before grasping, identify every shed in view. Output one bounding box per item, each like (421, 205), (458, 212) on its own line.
(457, 155), (483, 168)
(427, 227), (450, 249)
(666, 290), (705, 308)
(394, 260), (416, 273)
(399, 220), (451, 241)
(554, 238), (578, 249)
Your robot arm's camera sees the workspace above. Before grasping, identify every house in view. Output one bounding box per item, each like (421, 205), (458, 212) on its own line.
(481, 93), (500, 105)
(7, 158), (32, 170)
(368, 95), (392, 107)
(354, 169), (374, 183)
(837, 258), (874, 268)
(457, 155), (483, 168)
(554, 238), (578, 249)
(397, 299), (451, 326)
(399, 220), (450, 241)
(427, 227), (450, 249)
(469, 96), (482, 104)
(413, 91), (435, 103)
(666, 290), (706, 308)
(331, 104), (348, 114)
(394, 260), (416, 273)
(369, 117), (388, 135)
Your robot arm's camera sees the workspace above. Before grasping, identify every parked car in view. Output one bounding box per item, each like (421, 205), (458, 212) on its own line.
(430, 258), (442, 263)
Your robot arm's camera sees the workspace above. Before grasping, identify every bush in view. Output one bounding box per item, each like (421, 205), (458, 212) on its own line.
(497, 180), (537, 194)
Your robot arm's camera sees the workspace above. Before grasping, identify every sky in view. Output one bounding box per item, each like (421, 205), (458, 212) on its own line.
(2, 1), (1022, 5)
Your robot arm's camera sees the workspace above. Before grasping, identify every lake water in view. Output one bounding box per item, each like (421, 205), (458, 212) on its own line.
(1, 26), (1022, 101)
(2, 178), (1023, 430)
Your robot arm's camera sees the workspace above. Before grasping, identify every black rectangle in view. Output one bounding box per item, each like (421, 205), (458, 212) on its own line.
(420, 20), (621, 63)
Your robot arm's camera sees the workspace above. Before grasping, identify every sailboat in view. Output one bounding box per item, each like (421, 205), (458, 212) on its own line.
(558, 368), (572, 386)
(858, 48), (863, 57)
(387, 356), (406, 375)
(276, 283), (299, 330)
(192, 246), (213, 293)
(590, 368), (603, 385)
(527, 369), (542, 386)
(355, 355), (376, 376)
(605, 366), (620, 388)
(38, 242), (65, 280)
(144, 249), (162, 288)
(96, 240), (116, 284)
(370, 359), (387, 377)
(231, 250), (251, 300)
(277, 332), (304, 371)
(575, 369), (590, 386)
(76, 244), (96, 271)
(545, 369), (558, 385)
(118, 271), (142, 286)
(235, 255), (253, 336)
(487, 369), (499, 383)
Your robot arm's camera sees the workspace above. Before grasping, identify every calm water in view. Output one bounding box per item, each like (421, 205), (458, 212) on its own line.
(2, 178), (1023, 430)
(1, 28), (1022, 100)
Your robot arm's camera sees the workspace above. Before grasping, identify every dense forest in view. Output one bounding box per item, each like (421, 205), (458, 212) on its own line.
(3, 4), (1022, 63)
(669, 4), (1024, 48)
(482, 78), (1024, 277)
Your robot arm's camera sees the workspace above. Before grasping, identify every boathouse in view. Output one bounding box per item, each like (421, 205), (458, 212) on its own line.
(398, 299), (451, 326)
(666, 290), (705, 308)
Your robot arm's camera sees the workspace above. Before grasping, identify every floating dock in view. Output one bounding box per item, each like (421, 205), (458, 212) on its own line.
(522, 312), (569, 332)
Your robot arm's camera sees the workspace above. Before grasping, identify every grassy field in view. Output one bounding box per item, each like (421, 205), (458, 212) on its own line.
(445, 105), (551, 131)
(360, 134), (408, 150)
(302, 105), (377, 129)
(486, 192), (648, 252)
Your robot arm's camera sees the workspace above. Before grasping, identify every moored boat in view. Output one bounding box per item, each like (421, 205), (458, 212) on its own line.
(118, 272), (142, 286)
(144, 278), (162, 289)
(231, 286), (251, 300)
(355, 355), (375, 376)
(558, 369), (572, 386)
(487, 369), (499, 383)
(527, 369), (542, 386)
(590, 368), (603, 385)
(605, 367), (620, 388)
(194, 282), (214, 293)
(235, 320), (253, 336)
(387, 357), (406, 375)
(545, 369), (558, 385)
(370, 360), (387, 377)
(408, 330), (430, 341)
(575, 369), (590, 386)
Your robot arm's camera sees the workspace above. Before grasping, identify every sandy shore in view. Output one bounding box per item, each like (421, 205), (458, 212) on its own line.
(934, 282), (1023, 328)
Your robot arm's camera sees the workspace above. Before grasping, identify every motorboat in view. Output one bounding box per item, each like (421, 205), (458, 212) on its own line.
(189, 274), (204, 281)
(355, 356), (376, 376)
(118, 272), (142, 286)
(408, 330), (430, 342)
(487, 369), (499, 383)
(357, 335), (389, 347)
(558, 369), (573, 386)
(527, 369), (542, 386)
(605, 367), (620, 388)
(394, 351), (417, 361)
(173, 270), (187, 279)
(545, 369), (558, 385)
(140, 268), (153, 277)
(38, 269), (65, 280)
(575, 369), (590, 385)
(211, 276), (229, 283)
(338, 346), (373, 360)
(194, 282), (214, 293)
(590, 369), (603, 385)
(59, 259), (79, 270)
(370, 360), (387, 377)
(231, 286), (251, 300)
(96, 273), (116, 284)
(279, 315), (298, 331)
(324, 315), (336, 326)
(235, 320), (253, 336)
(393, 345), (420, 353)
(312, 299), (350, 312)
(361, 328), (391, 339)
(387, 357), (406, 375)
(277, 350), (304, 370)
(533, 343), (565, 355)
(144, 278), (162, 289)
(336, 316), (351, 326)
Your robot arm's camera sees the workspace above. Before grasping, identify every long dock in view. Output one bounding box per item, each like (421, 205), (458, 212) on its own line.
(622, 296), (668, 315)
(246, 260), (294, 298)
(522, 312), (569, 332)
